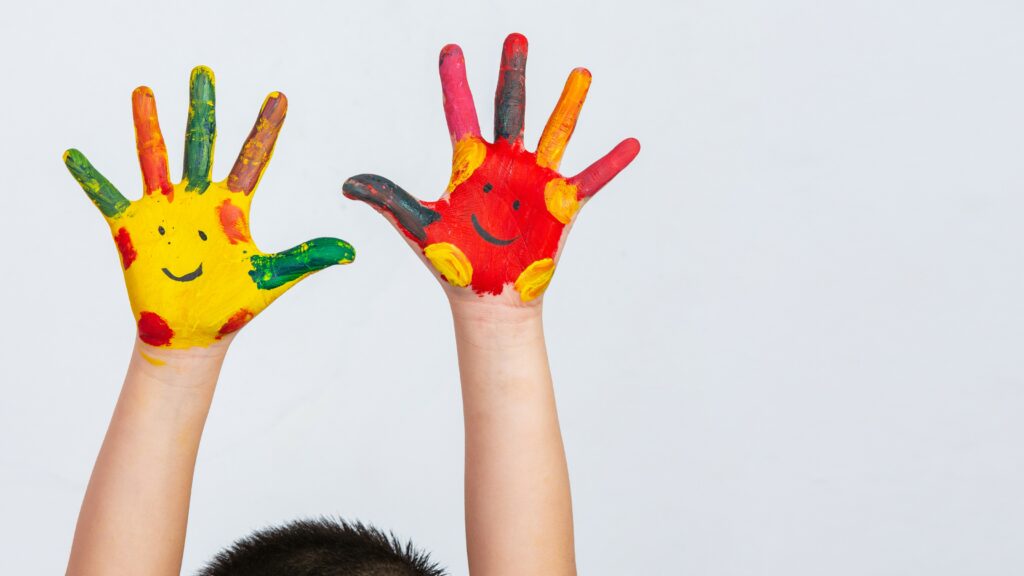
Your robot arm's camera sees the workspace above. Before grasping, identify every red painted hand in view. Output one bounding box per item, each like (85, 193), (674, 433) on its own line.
(343, 33), (639, 304)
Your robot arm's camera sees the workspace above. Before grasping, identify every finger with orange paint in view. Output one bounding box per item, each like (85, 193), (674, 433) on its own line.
(132, 87), (175, 197)
(65, 66), (355, 349)
(343, 33), (639, 305)
(536, 68), (591, 170)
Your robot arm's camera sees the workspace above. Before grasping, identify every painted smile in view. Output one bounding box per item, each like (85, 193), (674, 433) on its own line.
(471, 214), (518, 246)
(161, 263), (204, 282)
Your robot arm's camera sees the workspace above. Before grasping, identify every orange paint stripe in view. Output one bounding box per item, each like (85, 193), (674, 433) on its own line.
(217, 198), (250, 244)
(536, 68), (591, 170)
(131, 87), (174, 199)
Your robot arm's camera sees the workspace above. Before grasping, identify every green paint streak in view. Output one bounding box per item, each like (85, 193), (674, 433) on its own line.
(249, 238), (355, 290)
(184, 66), (216, 192)
(63, 149), (130, 217)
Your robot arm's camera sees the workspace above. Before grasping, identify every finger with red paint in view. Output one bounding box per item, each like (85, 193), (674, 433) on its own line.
(65, 66), (355, 350)
(343, 33), (640, 305)
(439, 44), (481, 145)
(573, 137), (642, 200)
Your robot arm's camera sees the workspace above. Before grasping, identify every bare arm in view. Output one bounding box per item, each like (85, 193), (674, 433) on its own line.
(340, 33), (638, 576)
(452, 302), (574, 576)
(62, 66), (353, 575)
(67, 340), (229, 576)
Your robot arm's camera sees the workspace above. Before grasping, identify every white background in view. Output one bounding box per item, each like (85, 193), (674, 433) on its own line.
(1, 0), (1022, 574)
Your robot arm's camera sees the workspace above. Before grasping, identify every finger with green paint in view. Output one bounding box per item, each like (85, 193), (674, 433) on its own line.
(64, 66), (355, 350)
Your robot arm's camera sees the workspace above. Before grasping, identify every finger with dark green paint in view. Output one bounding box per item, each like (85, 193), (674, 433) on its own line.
(494, 33), (528, 145)
(63, 149), (130, 218)
(183, 66), (216, 192)
(342, 174), (440, 242)
(248, 238), (356, 290)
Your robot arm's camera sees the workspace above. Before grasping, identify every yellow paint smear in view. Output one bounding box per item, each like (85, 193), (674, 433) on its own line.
(544, 178), (580, 224)
(139, 351), (166, 366)
(113, 181), (290, 349)
(447, 136), (486, 193)
(424, 242), (473, 287)
(515, 258), (556, 301)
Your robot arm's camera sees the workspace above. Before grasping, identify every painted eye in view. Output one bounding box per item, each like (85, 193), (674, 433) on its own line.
(198, 230), (208, 241)
(483, 183), (493, 193)
(512, 199), (521, 211)
(158, 226), (165, 235)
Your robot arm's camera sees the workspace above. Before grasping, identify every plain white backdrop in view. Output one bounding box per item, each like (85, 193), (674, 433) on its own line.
(1, 0), (1023, 574)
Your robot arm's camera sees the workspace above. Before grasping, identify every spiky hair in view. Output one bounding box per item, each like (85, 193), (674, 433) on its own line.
(197, 517), (445, 576)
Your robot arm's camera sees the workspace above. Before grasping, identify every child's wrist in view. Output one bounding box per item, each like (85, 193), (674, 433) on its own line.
(449, 297), (544, 326)
(128, 336), (232, 390)
(449, 299), (546, 354)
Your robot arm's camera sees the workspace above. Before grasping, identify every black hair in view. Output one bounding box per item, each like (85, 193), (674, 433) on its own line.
(197, 517), (446, 576)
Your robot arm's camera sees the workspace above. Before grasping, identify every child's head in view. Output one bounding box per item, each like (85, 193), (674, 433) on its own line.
(198, 518), (444, 576)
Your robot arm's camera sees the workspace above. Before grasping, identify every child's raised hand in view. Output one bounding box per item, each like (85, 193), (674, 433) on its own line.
(343, 33), (639, 306)
(65, 67), (354, 349)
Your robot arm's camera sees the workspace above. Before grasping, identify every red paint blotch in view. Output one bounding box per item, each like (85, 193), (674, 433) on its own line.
(114, 227), (137, 270)
(217, 308), (254, 338)
(217, 199), (250, 244)
(417, 140), (565, 296)
(138, 311), (173, 347)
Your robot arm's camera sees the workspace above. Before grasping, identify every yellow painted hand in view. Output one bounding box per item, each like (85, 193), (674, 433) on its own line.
(65, 67), (355, 349)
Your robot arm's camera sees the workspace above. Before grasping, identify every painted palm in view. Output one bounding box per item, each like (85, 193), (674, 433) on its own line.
(65, 67), (354, 349)
(344, 33), (639, 303)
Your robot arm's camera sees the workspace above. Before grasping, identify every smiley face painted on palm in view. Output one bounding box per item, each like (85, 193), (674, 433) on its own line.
(100, 182), (287, 349)
(65, 67), (355, 349)
(416, 139), (569, 298)
(344, 34), (640, 302)
(157, 225), (206, 282)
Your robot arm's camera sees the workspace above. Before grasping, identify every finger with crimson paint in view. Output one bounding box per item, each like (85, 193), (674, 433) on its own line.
(66, 66), (355, 350)
(343, 33), (640, 305)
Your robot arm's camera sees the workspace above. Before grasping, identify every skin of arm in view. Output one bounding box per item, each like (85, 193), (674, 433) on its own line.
(63, 66), (353, 575)
(451, 300), (575, 576)
(342, 33), (639, 575)
(67, 339), (230, 576)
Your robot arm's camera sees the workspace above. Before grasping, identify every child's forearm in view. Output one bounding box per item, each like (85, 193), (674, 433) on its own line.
(66, 339), (229, 576)
(451, 302), (576, 576)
